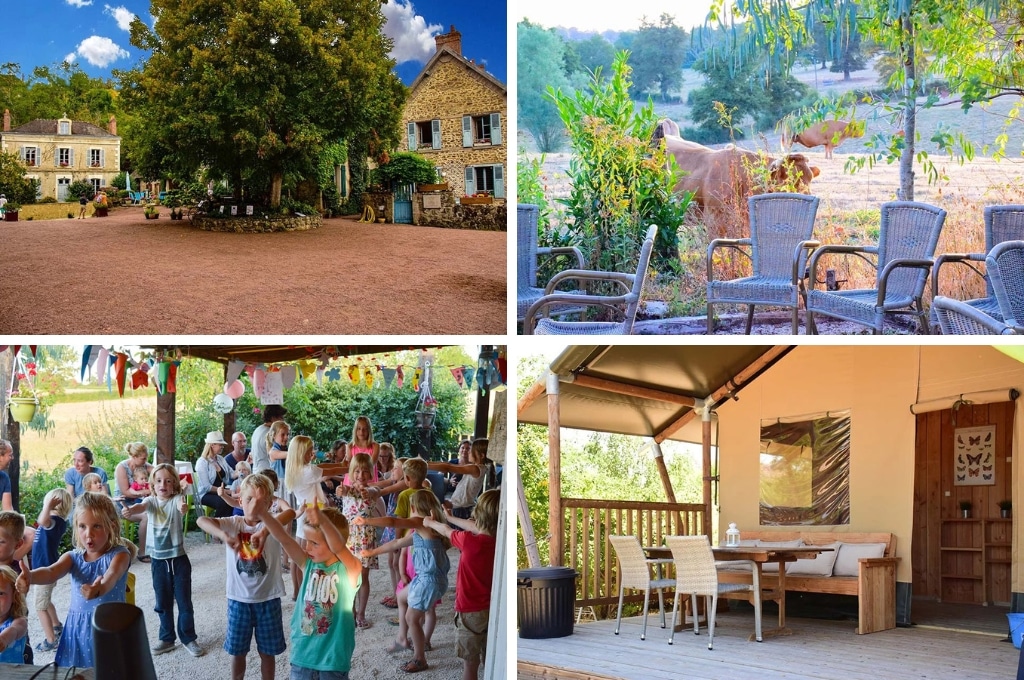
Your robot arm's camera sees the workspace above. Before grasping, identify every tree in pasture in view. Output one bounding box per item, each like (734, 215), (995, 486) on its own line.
(570, 34), (617, 79)
(119, 0), (404, 209)
(629, 14), (688, 101)
(709, 0), (1024, 201)
(518, 20), (576, 152)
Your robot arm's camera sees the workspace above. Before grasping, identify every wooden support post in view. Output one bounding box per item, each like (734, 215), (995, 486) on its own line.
(222, 364), (236, 442)
(156, 390), (176, 465)
(474, 346), (494, 439)
(547, 372), (563, 567)
(702, 415), (713, 539)
(517, 466), (542, 567)
(651, 441), (685, 532)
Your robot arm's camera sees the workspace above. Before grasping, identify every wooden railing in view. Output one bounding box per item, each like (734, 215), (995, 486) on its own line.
(561, 497), (706, 610)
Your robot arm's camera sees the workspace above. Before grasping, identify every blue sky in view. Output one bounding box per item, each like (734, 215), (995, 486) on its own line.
(3, 0), (506, 87)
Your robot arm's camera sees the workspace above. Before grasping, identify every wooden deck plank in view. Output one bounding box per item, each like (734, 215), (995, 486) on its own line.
(518, 613), (1019, 680)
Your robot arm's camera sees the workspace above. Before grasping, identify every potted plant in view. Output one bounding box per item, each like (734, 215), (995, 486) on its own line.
(7, 365), (39, 424)
(143, 203), (160, 219)
(3, 202), (20, 222)
(959, 500), (973, 519)
(998, 499), (1012, 519)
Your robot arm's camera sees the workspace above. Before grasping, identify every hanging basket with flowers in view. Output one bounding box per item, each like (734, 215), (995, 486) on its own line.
(7, 360), (39, 424)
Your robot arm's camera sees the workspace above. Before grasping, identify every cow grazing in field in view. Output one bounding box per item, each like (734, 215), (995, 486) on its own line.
(784, 119), (865, 159)
(658, 133), (821, 237)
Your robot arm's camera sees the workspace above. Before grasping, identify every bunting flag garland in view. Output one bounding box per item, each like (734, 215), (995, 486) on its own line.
(114, 352), (128, 397)
(412, 367), (422, 392)
(325, 367), (341, 382)
(253, 367), (266, 399)
(80, 346), (98, 382)
(281, 365), (297, 389)
(382, 367), (396, 388)
(131, 365), (149, 390)
(364, 368), (374, 389)
(463, 366), (475, 388)
(226, 360), (245, 384)
(347, 365), (360, 384)
(396, 365), (404, 389)
(450, 366), (464, 387)
(96, 348), (110, 383)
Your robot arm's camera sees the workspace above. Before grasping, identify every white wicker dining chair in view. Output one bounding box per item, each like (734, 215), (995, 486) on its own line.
(609, 534), (675, 641)
(664, 535), (762, 649)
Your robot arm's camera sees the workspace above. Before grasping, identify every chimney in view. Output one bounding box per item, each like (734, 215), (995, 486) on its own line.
(108, 115), (117, 136)
(434, 25), (462, 56)
(3, 109), (9, 132)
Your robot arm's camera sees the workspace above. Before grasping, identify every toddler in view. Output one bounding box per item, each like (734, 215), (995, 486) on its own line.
(31, 488), (73, 652)
(0, 564), (27, 663)
(130, 466), (151, 494)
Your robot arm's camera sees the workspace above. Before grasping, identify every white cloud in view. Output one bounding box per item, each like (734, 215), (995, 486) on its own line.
(73, 36), (129, 68)
(65, 0), (93, 7)
(63, 53), (77, 65)
(382, 0), (441, 64)
(104, 5), (135, 32)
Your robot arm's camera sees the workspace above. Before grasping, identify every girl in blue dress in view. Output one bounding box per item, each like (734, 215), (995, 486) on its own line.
(16, 492), (130, 668)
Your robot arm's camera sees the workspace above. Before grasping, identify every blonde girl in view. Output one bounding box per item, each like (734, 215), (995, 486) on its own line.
(338, 453), (385, 629)
(80, 473), (106, 495)
(283, 435), (348, 599)
(358, 489), (451, 673)
(350, 415), (380, 467)
(30, 487), (73, 652)
(17, 492), (131, 669)
(122, 464), (203, 657)
(375, 441), (395, 482)
(115, 441), (153, 562)
(0, 564), (28, 663)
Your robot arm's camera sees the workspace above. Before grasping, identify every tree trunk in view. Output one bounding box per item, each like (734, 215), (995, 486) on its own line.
(270, 172), (283, 208)
(899, 16), (916, 201)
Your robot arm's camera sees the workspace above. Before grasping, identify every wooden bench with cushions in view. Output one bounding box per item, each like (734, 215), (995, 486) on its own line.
(717, 531), (899, 634)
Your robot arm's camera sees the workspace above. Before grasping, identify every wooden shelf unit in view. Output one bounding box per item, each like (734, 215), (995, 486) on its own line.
(939, 518), (1012, 605)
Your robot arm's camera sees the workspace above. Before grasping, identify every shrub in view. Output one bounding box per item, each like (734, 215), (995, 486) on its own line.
(38, 196), (58, 204)
(67, 180), (93, 201)
(370, 152), (439, 188)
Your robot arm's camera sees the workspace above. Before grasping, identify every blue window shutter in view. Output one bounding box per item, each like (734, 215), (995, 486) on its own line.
(407, 122), (416, 151)
(100, 149), (105, 167)
(493, 164), (504, 198)
(490, 113), (501, 145)
(462, 116), (473, 147)
(431, 119), (441, 149)
(464, 166), (475, 196)
(69, 149), (74, 166)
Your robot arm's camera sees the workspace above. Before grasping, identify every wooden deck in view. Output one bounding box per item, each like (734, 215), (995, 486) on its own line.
(518, 611), (1020, 680)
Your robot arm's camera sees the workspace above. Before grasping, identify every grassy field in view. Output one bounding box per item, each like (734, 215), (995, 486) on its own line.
(19, 394), (157, 472)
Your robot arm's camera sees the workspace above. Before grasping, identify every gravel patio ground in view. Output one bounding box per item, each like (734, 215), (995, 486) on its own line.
(0, 207), (506, 335)
(27, 528), (473, 679)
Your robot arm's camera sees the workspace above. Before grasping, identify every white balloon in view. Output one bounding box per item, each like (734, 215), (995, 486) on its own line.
(212, 393), (234, 414)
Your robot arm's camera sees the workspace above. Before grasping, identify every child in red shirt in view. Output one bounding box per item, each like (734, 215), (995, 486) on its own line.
(422, 488), (498, 680)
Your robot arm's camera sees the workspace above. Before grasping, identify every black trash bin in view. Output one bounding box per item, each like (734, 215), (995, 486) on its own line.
(517, 566), (578, 639)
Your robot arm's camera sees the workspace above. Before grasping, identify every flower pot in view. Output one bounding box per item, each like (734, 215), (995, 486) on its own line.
(1002, 508), (1011, 519)
(461, 196), (493, 205)
(9, 396), (38, 423)
(145, 213), (159, 220)
(94, 206), (108, 217)
(3, 211), (18, 222)
(419, 183), (449, 191)
(961, 509), (971, 518)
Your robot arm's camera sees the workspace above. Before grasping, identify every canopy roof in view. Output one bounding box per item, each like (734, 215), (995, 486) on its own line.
(518, 345), (792, 444)
(145, 345), (439, 365)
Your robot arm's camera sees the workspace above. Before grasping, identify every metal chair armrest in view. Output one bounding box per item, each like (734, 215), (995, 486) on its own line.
(877, 258), (935, 304)
(931, 252), (986, 300)
(808, 244), (877, 291)
(544, 269), (634, 294)
(792, 239), (822, 283)
(537, 246), (586, 269)
(707, 238), (752, 285)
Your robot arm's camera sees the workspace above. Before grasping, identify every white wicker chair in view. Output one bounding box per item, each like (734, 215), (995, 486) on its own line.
(664, 535), (762, 649)
(609, 534), (675, 640)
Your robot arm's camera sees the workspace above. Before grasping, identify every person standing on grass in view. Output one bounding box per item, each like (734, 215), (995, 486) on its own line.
(423, 489), (499, 680)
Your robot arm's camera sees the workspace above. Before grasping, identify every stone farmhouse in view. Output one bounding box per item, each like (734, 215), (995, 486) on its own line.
(1, 110), (121, 201)
(403, 26), (506, 201)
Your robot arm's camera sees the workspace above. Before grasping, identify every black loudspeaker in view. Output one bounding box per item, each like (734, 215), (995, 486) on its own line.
(92, 602), (158, 680)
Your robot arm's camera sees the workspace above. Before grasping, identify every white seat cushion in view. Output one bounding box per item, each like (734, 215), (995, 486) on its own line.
(787, 542), (841, 576)
(832, 542), (888, 577)
(756, 539), (804, 573)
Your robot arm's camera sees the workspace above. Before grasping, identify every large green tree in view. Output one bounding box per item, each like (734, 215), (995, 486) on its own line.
(119, 0), (404, 208)
(518, 20), (577, 152)
(629, 15), (688, 101)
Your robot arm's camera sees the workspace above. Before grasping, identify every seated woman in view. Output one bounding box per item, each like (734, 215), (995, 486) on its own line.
(194, 431), (234, 518)
(113, 442), (153, 562)
(64, 447), (110, 497)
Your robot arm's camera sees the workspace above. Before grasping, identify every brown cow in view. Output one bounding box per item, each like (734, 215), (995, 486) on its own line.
(661, 134), (820, 236)
(785, 119), (865, 159)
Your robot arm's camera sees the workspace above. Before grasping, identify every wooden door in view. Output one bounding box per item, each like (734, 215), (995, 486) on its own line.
(913, 401), (1015, 604)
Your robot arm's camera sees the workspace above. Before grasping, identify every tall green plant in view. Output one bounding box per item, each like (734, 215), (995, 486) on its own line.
(548, 51), (691, 273)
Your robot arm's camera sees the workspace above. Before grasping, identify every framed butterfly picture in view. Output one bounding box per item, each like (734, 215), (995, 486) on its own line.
(954, 425), (996, 486)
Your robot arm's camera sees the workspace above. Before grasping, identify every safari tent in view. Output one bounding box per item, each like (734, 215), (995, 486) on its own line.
(518, 344), (1024, 662)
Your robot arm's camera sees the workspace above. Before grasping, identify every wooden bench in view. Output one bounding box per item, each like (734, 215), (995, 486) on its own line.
(717, 531), (899, 634)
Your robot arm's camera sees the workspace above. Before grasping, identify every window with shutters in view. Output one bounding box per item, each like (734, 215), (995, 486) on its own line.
(462, 113), (502, 147)
(58, 148), (72, 167)
(464, 164), (505, 198)
(22, 147), (38, 167)
(89, 149), (102, 168)
(59, 120), (70, 135)
(90, 178), (102, 194)
(409, 120), (441, 150)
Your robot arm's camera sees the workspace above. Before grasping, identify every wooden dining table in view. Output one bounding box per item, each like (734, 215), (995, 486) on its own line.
(644, 544), (833, 640)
